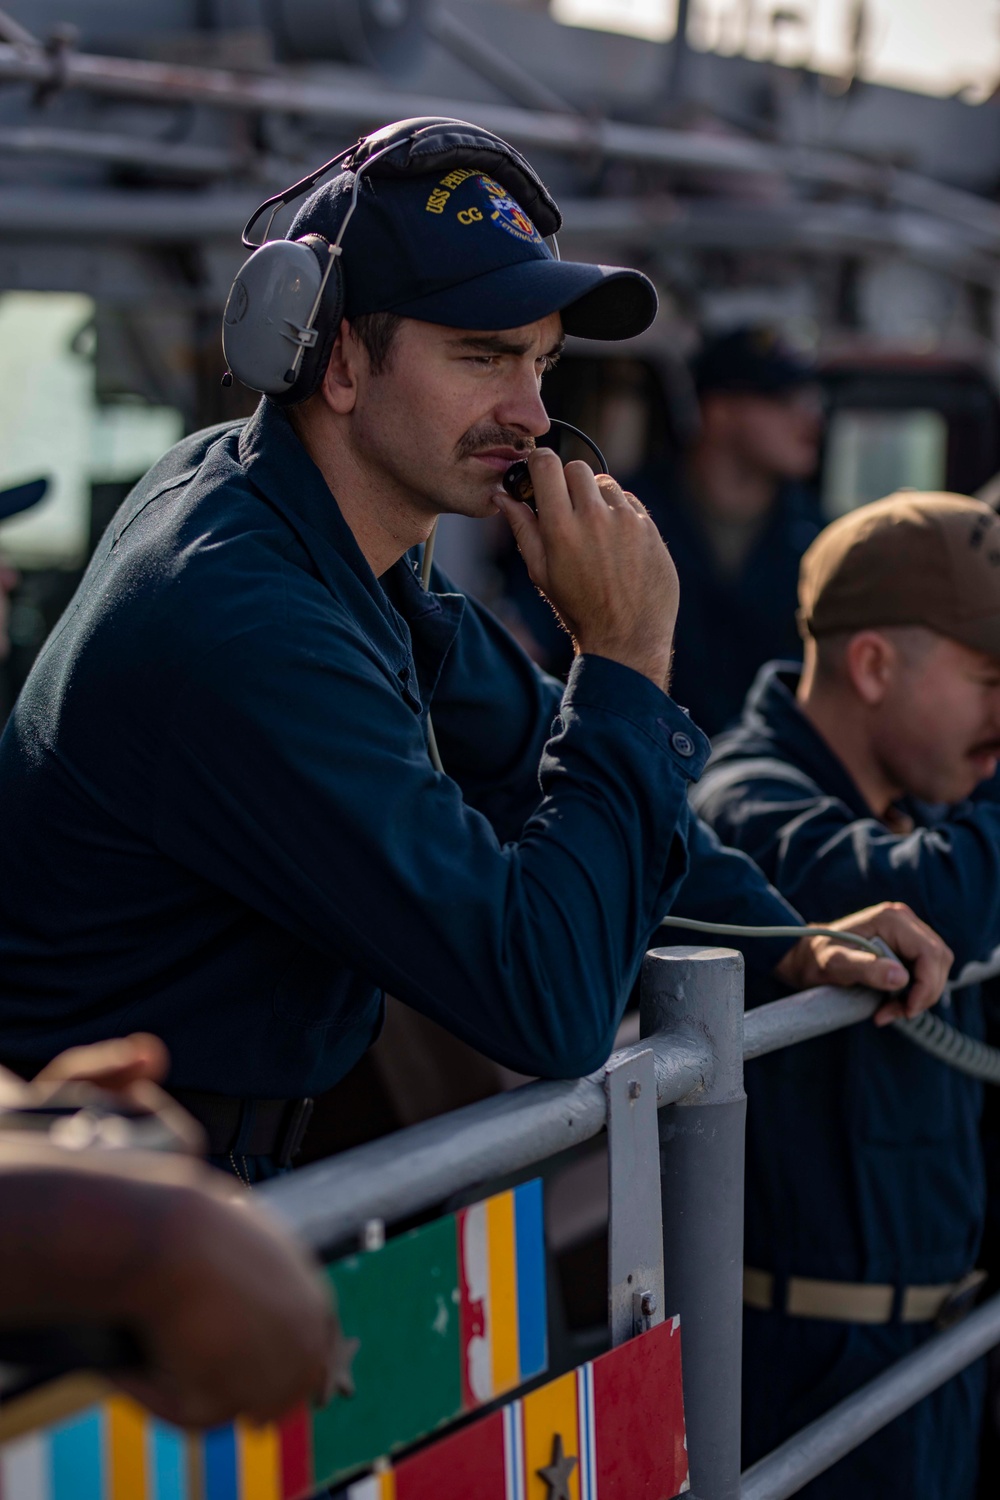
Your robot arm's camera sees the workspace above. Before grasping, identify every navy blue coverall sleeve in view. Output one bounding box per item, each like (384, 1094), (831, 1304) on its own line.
(667, 815), (804, 974)
(420, 567), (565, 842)
(693, 765), (1000, 971)
(153, 593), (706, 1080)
(414, 571), (805, 977)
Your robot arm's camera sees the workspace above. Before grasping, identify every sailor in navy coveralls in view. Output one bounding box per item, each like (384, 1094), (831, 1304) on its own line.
(0, 127), (948, 1178)
(694, 491), (1000, 1498)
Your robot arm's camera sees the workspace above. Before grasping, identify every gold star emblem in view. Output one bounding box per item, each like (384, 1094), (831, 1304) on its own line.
(537, 1432), (578, 1500)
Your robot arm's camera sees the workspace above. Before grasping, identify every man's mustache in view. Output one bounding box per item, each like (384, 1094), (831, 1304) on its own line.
(455, 426), (537, 461)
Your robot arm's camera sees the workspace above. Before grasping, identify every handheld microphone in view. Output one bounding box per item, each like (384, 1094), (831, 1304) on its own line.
(502, 420), (609, 508)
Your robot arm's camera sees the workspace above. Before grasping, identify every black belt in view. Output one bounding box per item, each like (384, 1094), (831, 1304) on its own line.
(170, 1089), (314, 1168)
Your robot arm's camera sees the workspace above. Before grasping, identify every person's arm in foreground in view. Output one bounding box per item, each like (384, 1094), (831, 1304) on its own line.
(0, 1038), (335, 1429)
(0, 1143), (335, 1429)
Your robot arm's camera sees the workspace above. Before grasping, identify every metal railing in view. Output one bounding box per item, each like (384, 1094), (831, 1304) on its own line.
(259, 945), (1000, 1500)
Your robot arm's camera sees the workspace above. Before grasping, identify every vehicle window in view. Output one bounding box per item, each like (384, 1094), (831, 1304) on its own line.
(822, 406), (948, 520)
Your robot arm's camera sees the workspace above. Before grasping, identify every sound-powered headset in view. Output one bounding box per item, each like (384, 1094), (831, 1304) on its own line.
(221, 116), (562, 406)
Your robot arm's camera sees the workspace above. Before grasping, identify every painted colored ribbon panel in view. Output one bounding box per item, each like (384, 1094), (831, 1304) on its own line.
(0, 1181), (547, 1500)
(340, 1315), (689, 1500)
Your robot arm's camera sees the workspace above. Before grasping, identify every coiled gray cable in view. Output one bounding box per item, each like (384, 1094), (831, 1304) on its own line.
(659, 915), (1000, 1086)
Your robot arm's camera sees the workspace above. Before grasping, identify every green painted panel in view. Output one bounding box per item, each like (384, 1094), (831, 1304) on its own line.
(312, 1213), (462, 1483)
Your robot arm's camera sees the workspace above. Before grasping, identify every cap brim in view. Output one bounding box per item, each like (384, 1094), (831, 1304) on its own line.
(946, 615), (1000, 661)
(0, 478), (47, 523)
(385, 259), (658, 341)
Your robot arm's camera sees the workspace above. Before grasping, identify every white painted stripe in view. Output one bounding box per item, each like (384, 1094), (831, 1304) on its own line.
(1, 1433), (49, 1500)
(576, 1362), (597, 1500)
(462, 1203), (493, 1403)
(503, 1401), (525, 1500)
(345, 1476), (381, 1500)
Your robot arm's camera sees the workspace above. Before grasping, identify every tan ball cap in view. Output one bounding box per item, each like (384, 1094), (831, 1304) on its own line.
(799, 491), (1000, 658)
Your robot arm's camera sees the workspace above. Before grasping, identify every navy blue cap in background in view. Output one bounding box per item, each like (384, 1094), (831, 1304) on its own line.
(289, 168), (657, 340)
(0, 478), (47, 524)
(691, 326), (817, 396)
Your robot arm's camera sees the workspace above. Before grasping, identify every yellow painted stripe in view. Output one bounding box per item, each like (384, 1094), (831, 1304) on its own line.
(378, 1468), (397, 1500)
(486, 1190), (519, 1395)
(107, 1396), (148, 1500)
(523, 1372), (581, 1500)
(238, 1422), (281, 1500)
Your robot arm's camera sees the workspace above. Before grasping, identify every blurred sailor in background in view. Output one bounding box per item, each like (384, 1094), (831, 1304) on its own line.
(629, 325), (824, 735)
(0, 478), (47, 728)
(693, 491), (1000, 1499)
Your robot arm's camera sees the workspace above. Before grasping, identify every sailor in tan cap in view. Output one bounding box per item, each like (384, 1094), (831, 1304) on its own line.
(798, 491), (1000, 802)
(693, 490), (1000, 1500)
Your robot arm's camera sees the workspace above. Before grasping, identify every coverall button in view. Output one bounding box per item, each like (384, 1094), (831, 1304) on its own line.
(671, 730), (695, 758)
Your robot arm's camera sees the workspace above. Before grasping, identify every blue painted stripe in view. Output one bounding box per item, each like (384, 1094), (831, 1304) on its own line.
(50, 1408), (103, 1500)
(513, 1179), (547, 1379)
(149, 1422), (187, 1500)
(202, 1426), (238, 1500)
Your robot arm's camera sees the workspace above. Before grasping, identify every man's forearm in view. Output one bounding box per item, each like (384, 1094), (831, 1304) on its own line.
(0, 1147), (194, 1327)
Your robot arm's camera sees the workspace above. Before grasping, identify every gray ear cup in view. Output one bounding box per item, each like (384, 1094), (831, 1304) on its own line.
(270, 236), (346, 407)
(222, 235), (344, 400)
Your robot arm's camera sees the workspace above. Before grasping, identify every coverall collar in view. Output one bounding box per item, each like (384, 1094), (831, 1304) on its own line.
(237, 397), (465, 701)
(740, 661), (874, 821)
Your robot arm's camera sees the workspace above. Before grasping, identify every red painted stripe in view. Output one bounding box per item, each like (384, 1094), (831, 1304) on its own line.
(393, 1410), (506, 1500)
(592, 1319), (689, 1498)
(277, 1407), (312, 1500)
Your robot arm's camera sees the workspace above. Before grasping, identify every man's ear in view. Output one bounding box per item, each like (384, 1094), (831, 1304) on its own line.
(845, 630), (895, 707)
(319, 322), (360, 416)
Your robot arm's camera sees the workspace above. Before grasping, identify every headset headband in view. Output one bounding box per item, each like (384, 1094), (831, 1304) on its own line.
(242, 116), (563, 249)
(224, 117), (564, 403)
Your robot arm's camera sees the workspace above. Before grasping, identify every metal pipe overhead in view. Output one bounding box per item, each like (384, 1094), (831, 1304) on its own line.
(0, 185), (262, 236)
(0, 124), (245, 175)
(425, 8), (574, 115)
(0, 40), (777, 171)
(0, 4), (38, 50)
(2, 35), (1000, 248)
(2, 185), (994, 289)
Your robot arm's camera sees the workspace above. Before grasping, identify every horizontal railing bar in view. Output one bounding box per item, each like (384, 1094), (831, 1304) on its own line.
(743, 945), (1000, 1062)
(743, 985), (879, 1061)
(260, 1031), (710, 1251)
(741, 1291), (1000, 1500)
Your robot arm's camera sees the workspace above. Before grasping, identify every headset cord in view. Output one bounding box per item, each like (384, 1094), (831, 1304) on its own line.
(420, 522), (445, 775)
(658, 915), (1000, 1086)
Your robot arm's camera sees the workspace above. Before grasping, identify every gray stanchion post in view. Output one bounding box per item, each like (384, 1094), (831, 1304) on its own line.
(641, 945), (746, 1500)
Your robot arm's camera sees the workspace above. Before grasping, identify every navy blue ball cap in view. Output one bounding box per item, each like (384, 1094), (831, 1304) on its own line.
(691, 326), (816, 396)
(0, 477), (47, 523)
(289, 167), (657, 340)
